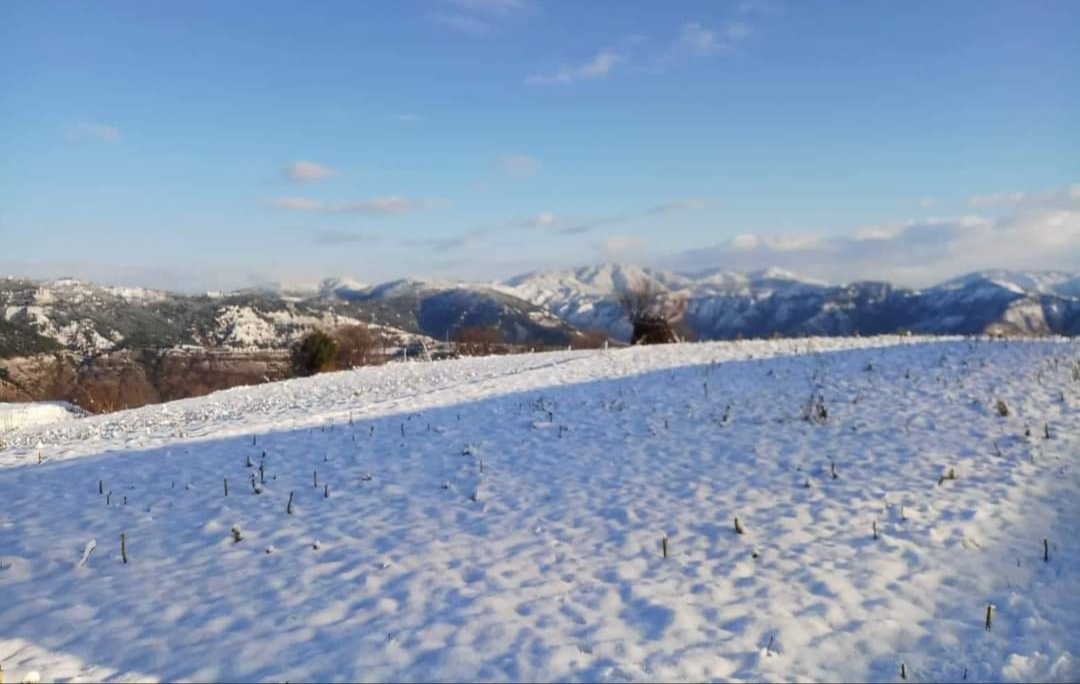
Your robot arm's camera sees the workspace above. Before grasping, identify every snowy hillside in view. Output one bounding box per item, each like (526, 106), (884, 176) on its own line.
(1, 336), (1078, 683)
(4, 267), (1078, 361)
(0, 277), (409, 355)
(322, 277), (578, 346)
(500, 265), (1080, 340)
(0, 402), (82, 440)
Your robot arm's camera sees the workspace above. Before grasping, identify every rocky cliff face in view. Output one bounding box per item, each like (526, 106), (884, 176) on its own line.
(0, 348), (290, 412)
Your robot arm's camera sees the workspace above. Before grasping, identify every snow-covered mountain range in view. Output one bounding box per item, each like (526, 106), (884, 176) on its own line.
(499, 264), (1080, 340)
(2, 265), (1078, 359)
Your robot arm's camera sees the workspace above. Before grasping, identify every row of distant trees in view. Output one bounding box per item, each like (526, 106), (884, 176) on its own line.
(291, 283), (687, 377)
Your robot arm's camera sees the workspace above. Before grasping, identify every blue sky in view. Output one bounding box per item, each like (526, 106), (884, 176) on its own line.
(1, 0), (1077, 291)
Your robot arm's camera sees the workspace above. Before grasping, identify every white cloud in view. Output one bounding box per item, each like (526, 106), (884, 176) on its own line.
(646, 198), (711, 215)
(603, 235), (646, 256)
(663, 185), (1080, 286)
(314, 230), (382, 245)
(638, 19), (756, 74)
(413, 212), (559, 250)
(497, 153), (540, 177)
(270, 197), (326, 211)
(429, 13), (490, 35)
(393, 113), (424, 123)
(678, 21), (751, 55)
(968, 191), (1027, 208)
(680, 23), (720, 55)
(968, 184), (1080, 210)
(284, 161), (337, 184)
(527, 50), (622, 85)
(432, 0), (526, 35)
(70, 122), (121, 143)
(535, 212), (556, 227)
(337, 197), (447, 215)
(268, 196), (447, 215)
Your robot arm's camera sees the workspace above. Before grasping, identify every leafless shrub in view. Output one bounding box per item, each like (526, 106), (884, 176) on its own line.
(453, 326), (504, 356)
(619, 282), (687, 345)
(573, 328), (610, 349)
(334, 325), (380, 369)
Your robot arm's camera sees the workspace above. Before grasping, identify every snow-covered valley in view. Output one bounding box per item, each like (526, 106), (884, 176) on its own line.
(0, 336), (1077, 682)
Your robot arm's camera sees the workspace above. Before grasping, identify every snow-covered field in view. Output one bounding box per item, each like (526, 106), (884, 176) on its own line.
(0, 402), (81, 441)
(0, 336), (1077, 683)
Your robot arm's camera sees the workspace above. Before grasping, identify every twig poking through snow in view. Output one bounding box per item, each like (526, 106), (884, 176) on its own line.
(78, 539), (97, 568)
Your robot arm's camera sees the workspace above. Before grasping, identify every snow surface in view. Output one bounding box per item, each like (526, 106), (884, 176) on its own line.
(0, 403), (81, 440)
(0, 336), (1078, 683)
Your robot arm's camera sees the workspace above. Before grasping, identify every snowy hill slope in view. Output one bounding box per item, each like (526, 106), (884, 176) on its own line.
(0, 337), (1078, 682)
(322, 278), (579, 346)
(0, 275), (581, 359)
(0, 277), (404, 355)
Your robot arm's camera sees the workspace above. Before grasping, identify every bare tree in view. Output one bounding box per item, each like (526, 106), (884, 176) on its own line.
(574, 328), (610, 349)
(618, 281), (687, 345)
(453, 326), (503, 356)
(334, 325), (379, 369)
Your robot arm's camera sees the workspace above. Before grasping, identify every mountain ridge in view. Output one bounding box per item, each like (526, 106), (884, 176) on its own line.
(2, 265), (1078, 360)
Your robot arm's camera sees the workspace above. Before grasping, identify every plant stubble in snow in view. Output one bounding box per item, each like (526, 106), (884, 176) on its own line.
(0, 336), (1077, 683)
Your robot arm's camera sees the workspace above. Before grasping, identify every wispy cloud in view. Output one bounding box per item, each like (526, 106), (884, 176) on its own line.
(663, 183), (1080, 286)
(602, 235), (646, 257)
(314, 230), (383, 246)
(395, 197), (708, 252)
(393, 113), (424, 123)
(428, 13), (491, 35)
(559, 198), (711, 234)
(270, 197), (326, 211)
(527, 50), (622, 85)
(410, 212), (558, 250)
(268, 196), (448, 215)
(431, 0), (527, 36)
(645, 198), (711, 215)
(70, 122), (121, 143)
(679, 21), (750, 55)
(635, 14), (760, 75)
(497, 153), (541, 178)
(967, 185), (1080, 210)
(284, 161), (338, 184)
